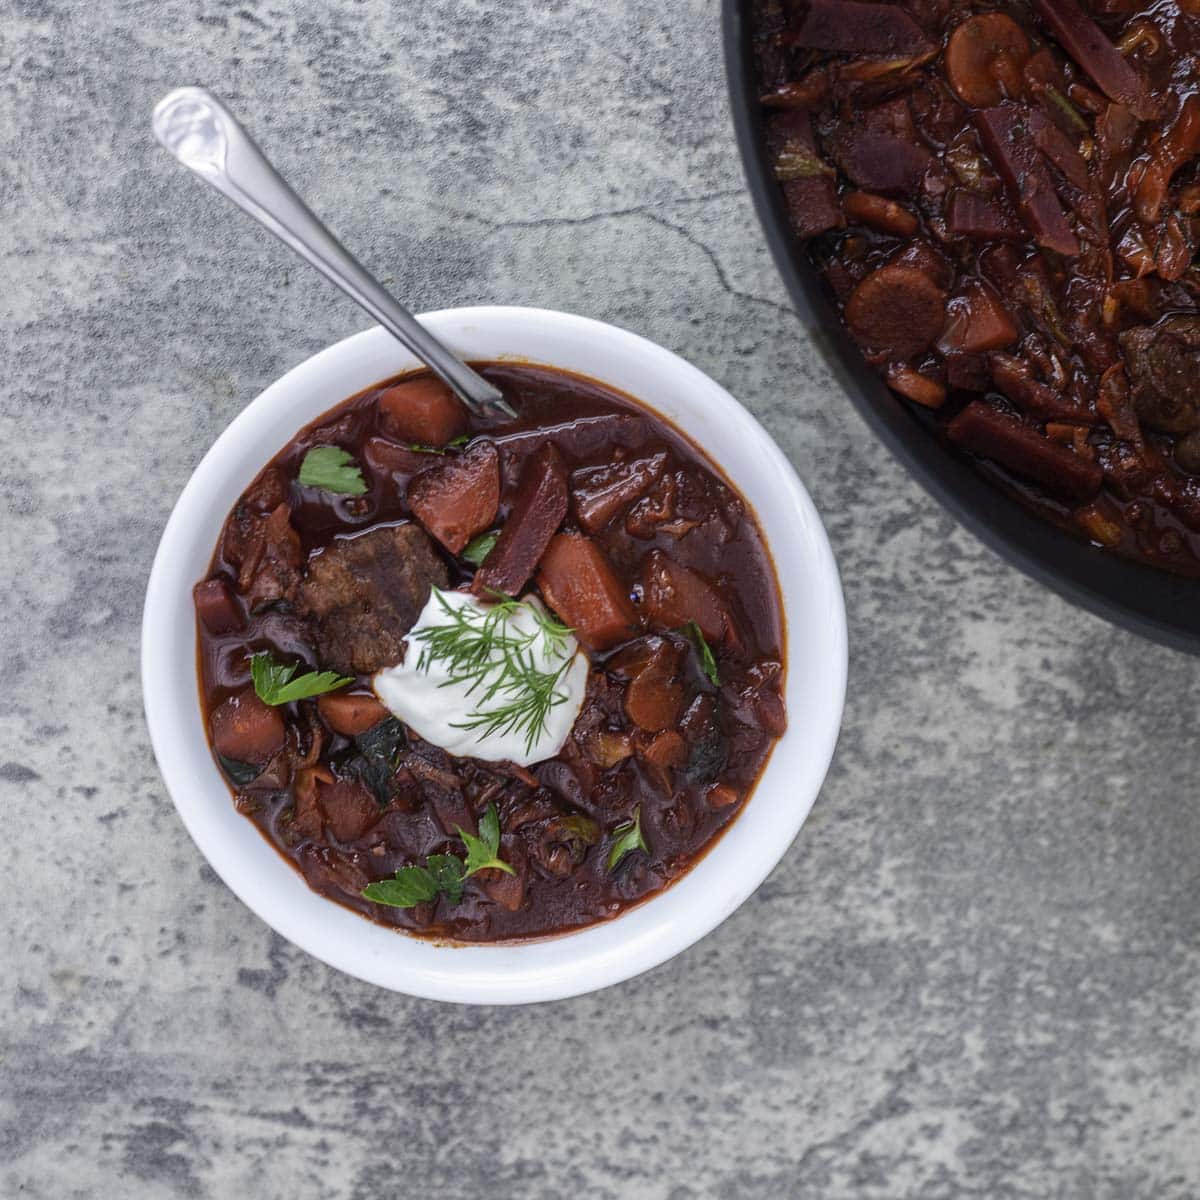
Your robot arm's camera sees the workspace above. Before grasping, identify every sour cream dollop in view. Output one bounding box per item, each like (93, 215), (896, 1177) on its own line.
(373, 588), (588, 767)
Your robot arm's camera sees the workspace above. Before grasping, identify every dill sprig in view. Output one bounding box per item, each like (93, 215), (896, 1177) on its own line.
(413, 589), (576, 754)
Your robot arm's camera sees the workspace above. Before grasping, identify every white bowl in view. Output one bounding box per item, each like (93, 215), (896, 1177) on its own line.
(142, 307), (847, 1004)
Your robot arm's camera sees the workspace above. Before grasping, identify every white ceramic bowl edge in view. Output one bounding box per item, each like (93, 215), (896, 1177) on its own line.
(141, 306), (847, 1004)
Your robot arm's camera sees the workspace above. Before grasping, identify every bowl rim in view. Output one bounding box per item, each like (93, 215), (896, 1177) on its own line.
(141, 305), (848, 1003)
(722, 0), (1200, 657)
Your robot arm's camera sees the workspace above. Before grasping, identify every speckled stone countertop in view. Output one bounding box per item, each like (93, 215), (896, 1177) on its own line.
(3, 1), (1198, 1196)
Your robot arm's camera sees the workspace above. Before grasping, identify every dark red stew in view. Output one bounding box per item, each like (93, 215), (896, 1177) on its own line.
(754, 0), (1200, 573)
(195, 364), (785, 942)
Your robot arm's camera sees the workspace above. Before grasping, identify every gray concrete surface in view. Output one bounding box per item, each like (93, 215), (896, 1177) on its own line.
(3, 1), (1198, 1196)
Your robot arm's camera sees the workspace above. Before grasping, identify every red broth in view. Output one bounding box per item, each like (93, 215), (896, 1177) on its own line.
(195, 363), (786, 942)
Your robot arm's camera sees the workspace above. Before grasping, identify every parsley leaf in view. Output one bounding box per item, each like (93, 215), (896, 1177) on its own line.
(681, 620), (721, 686)
(607, 805), (649, 872)
(458, 801), (515, 877)
(362, 855), (465, 908)
(407, 435), (471, 456)
(361, 807), (513, 908)
(298, 445), (368, 495)
(250, 652), (353, 706)
(462, 531), (498, 566)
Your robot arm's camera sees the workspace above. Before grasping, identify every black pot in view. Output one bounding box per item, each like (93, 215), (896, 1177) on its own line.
(722, 0), (1200, 655)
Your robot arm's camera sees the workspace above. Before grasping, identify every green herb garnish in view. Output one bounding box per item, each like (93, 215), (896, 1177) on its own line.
(462, 531), (498, 566)
(362, 854), (465, 908)
(774, 140), (835, 181)
(251, 652), (353, 706)
(680, 620), (720, 686)
(298, 445), (368, 495)
(458, 801), (515, 877)
(407, 434), (470, 456)
(607, 806), (649, 872)
(413, 589), (576, 755)
(1042, 85), (1089, 134)
(361, 804), (513, 907)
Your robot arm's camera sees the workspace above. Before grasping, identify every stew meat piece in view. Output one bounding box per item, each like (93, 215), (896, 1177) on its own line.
(753, 0), (1200, 575)
(195, 362), (785, 942)
(297, 524), (448, 675)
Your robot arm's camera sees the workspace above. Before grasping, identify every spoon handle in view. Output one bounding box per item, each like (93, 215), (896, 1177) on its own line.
(152, 87), (512, 417)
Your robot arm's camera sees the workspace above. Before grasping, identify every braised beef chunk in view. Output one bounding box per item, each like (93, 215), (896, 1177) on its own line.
(196, 363), (785, 943)
(1120, 319), (1200, 434)
(297, 524), (448, 675)
(754, 0), (1200, 575)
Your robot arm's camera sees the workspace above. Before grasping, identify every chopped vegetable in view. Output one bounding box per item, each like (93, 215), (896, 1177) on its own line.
(472, 443), (569, 597)
(298, 446), (368, 496)
(210, 688), (286, 765)
(945, 13), (1030, 108)
(377, 376), (468, 447)
(344, 717), (407, 805)
(537, 533), (637, 651)
(316, 691), (390, 737)
(407, 440), (500, 553)
(1031, 0), (1155, 120)
(217, 755), (260, 787)
(789, 0), (932, 56)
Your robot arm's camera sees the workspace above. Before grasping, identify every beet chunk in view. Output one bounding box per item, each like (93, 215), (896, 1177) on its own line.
(193, 578), (243, 635)
(407, 441), (500, 554)
(948, 402), (1103, 499)
(319, 778), (381, 843)
(1031, 0), (1155, 120)
(790, 0), (933, 56)
(835, 98), (931, 196)
(473, 443), (568, 597)
(975, 106), (1079, 257)
(297, 524), (449, 675)
(845, 264), (947, 359)
(766, 112), (843, 236)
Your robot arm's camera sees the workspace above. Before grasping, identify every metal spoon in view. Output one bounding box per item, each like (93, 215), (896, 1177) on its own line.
(152, 86), (514, 418)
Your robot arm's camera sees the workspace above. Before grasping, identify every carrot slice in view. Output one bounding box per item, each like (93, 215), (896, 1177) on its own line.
(844, 264), (947, 359)
(842, 191), (919, 237)
(211, 688), (286, 766)
(378, 376), (468, 447)
(946, 13), (1031, 108)
(640, 551), (730, 645)
(316, 692), (390, 737)
(537, 533), (637, 651)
